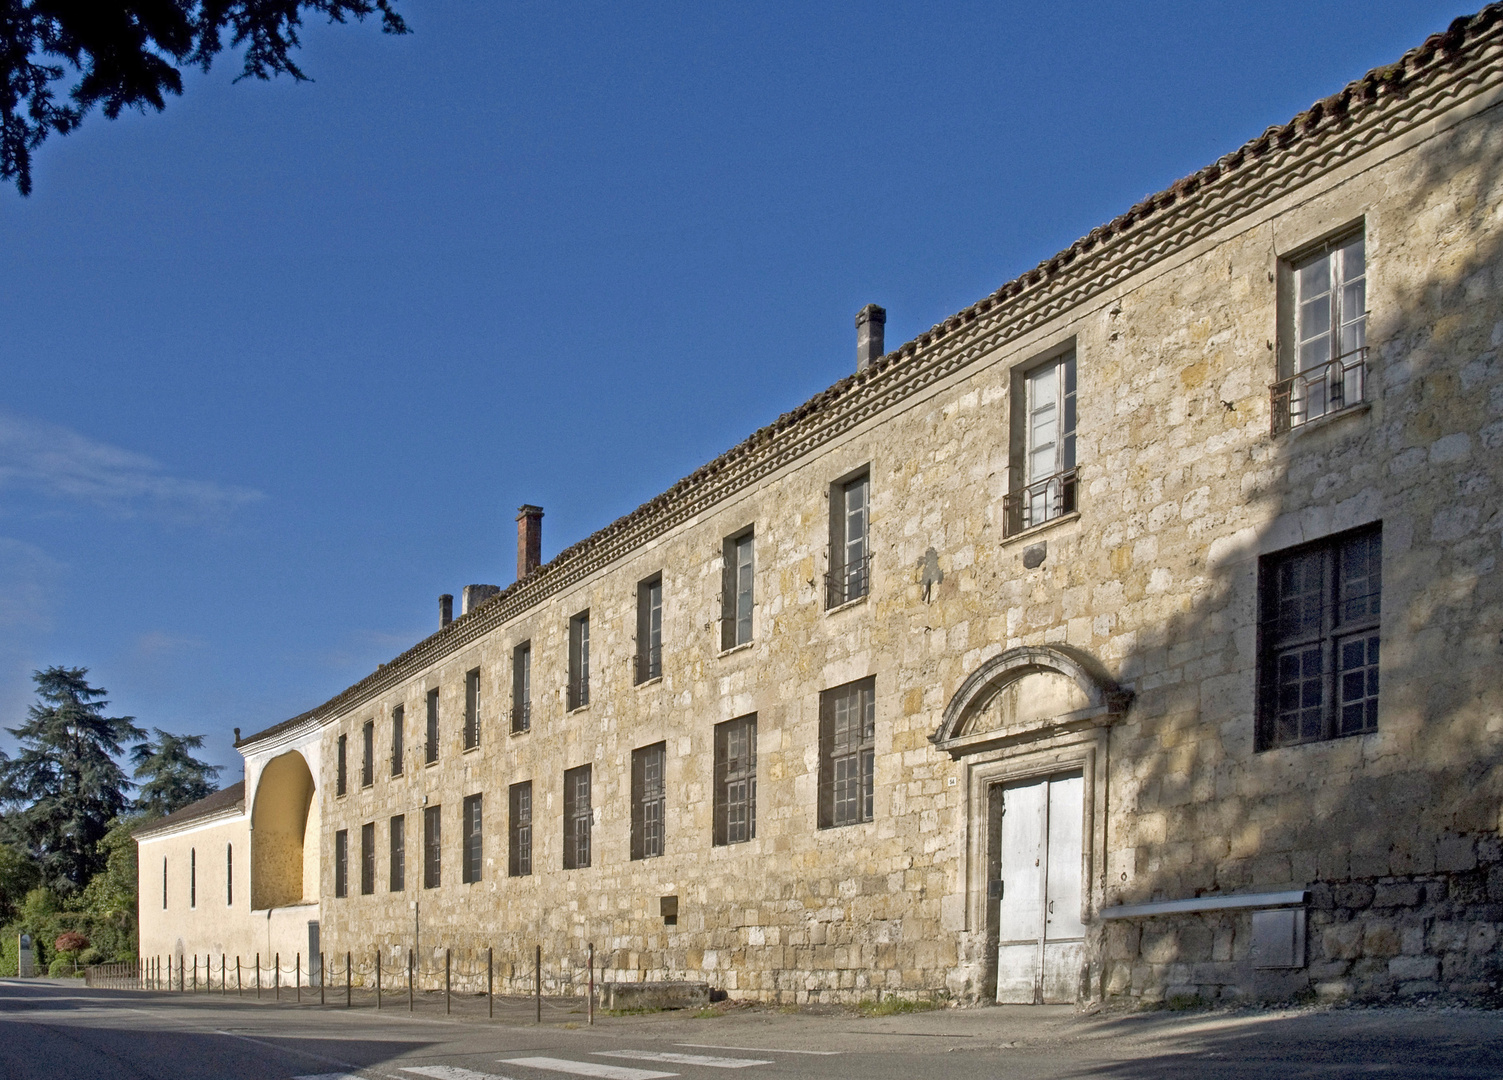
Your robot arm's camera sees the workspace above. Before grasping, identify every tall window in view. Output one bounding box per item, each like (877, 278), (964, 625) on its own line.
(336, 733), (348, 796)
(189, 847), (196, 908)
(391, 704), (405, 777)
(360, 822), (375, 895)
(509, 781), (532, 877)
(334, 830), (349, 898)
(1008, 352), (1077, 533)
(162, 857), (167, 909)
(1259, 524), (1382, 750)
(827, 472), (870, 607)
(464, 668), (482, 750)
(512, 642), (531, 733)
(462, 794), (483, 884)
(226, 843), (233, 906)
(425, 688), (440, 765)
(713, 714), (757, 846)
(563, 765), (592, 869)
(1277, 230), (1368, 430)
(423, 805), (441, 888)
(568, 612), (590, 710)
(631, 742), (667, 860)
(389, 815), (406, 891)
(820, 677), (876, 828)
(361, 720), (375, 787)
(636, 575), (663, 683)
(722, 529), (754, 650)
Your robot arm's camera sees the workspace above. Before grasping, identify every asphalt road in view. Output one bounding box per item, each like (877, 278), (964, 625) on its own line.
(3, 978), (1502, 1080)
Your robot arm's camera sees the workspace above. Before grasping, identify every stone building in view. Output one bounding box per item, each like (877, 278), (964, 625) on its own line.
(139, 6), (1503, 1005)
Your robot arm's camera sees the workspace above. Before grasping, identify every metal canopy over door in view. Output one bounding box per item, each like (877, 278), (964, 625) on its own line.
(995, 771), (1085, 1004)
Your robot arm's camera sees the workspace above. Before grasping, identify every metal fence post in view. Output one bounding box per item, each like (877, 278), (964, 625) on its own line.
(179, 954), (185, 993)
(535, 945), (541, 1024)
(237, 956), (242, 995)
(444, 949), (451, 1015)
(408, 948), (413, 1013)
(376, 949), (382, 1011)
(588, 942), (594, 1026)
(296, 953), (301, 1003)
(488, 947), (494, 1019)
(192, 954), (197, 992)
(222, 953), (226, 996)
(275, 952), (280, 1000)
(346, 951), (351, 1009)
(320, 953), (326, 1006)
(256, 952), (261, 998)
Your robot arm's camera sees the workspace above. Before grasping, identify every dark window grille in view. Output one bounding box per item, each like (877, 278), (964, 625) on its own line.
(721, 530), (754, 650)
(568, 613), (590, 710)
(389, 815), (405, 891)
(425, 688), (440, 764)
(462, 794), (483, 883)
(1258, 525), (1382, 749)
(512, 642), (531, 733)
(464, 668), (481, 750)
(631, 742), (667, 860)
(713, 715), (757, 846)
(635, 576), (663, 683)
(360, 822), (375, 895)
(819, 677), (876, 828)
(509, 781), (532, 877)
(336, 734), (347, 796)
(423, 805), (441, 888)
(391, 705), (404, 777)
(563, 765), (592, 869)
(361, 720), (374, 787)
(334, 830), (348, 898)
(827, 473), (870, 608)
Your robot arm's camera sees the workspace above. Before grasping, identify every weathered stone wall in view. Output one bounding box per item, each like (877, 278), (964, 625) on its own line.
(294, 39), (1503, 1006)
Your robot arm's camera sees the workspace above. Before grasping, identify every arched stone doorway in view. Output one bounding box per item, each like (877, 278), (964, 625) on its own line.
(934, 645), (1129, 1004)
(250, 750), (319, 910)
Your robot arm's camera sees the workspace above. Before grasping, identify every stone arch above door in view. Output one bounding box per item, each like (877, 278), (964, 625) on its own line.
(250, 750), (317, 910)
(931, 645), (1130, 759)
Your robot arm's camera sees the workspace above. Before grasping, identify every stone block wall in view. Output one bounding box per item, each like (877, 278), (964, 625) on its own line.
(260, 23), (1503, 1007)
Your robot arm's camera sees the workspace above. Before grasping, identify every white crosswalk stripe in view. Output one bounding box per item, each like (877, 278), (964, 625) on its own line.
(595, 1051), (770, 1069)
(501, 1057), (676, 1080)
(294, 1074), (368, 1080)
(404, 1067), (519, 1080)
(675, 1044), (840, 1057)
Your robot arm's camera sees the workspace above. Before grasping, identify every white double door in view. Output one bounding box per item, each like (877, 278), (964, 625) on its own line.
(996, 772), (1085, 1004)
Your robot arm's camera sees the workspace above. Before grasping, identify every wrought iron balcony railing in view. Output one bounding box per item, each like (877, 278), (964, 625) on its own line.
(1271, 347), (1369, 435)
(1003, 468), (1077, 537)
(825, 553), (871, 609)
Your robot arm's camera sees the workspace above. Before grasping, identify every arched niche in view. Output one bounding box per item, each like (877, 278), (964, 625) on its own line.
(250, 750), (317, 909)
(931, 645), (1129, 759)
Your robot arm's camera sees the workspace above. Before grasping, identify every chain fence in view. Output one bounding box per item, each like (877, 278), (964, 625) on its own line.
(90, 943), (606, 1023)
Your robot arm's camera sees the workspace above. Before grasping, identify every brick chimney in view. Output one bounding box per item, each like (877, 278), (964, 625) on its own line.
(439, 593), (453, 628)
(516, 505), (544, 581)
(856, 304), (886, 372)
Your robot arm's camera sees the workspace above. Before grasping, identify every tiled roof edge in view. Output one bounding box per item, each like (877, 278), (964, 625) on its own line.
(241, 3), (1503, 749)
(132, 781), (247, 838)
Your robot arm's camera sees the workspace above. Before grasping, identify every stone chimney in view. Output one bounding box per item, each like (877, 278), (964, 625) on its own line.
(462, 584), (500, 614)
(856, 304), (886, 372)
(439, 593), (453, 628)
(516, 505), (544, 581)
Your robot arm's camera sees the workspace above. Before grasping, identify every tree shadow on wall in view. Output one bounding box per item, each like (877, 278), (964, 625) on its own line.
(1092, 83), (1503, 1004)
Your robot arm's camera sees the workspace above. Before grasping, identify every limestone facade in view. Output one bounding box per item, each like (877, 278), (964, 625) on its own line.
(141, 7), (1503, 1005)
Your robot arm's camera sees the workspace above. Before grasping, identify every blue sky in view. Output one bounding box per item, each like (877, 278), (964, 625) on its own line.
(0, 1), (1461, 782)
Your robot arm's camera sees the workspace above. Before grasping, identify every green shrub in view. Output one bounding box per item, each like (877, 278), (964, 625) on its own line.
(48, 956), (77, 977)
(77, 946), (104, 966)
